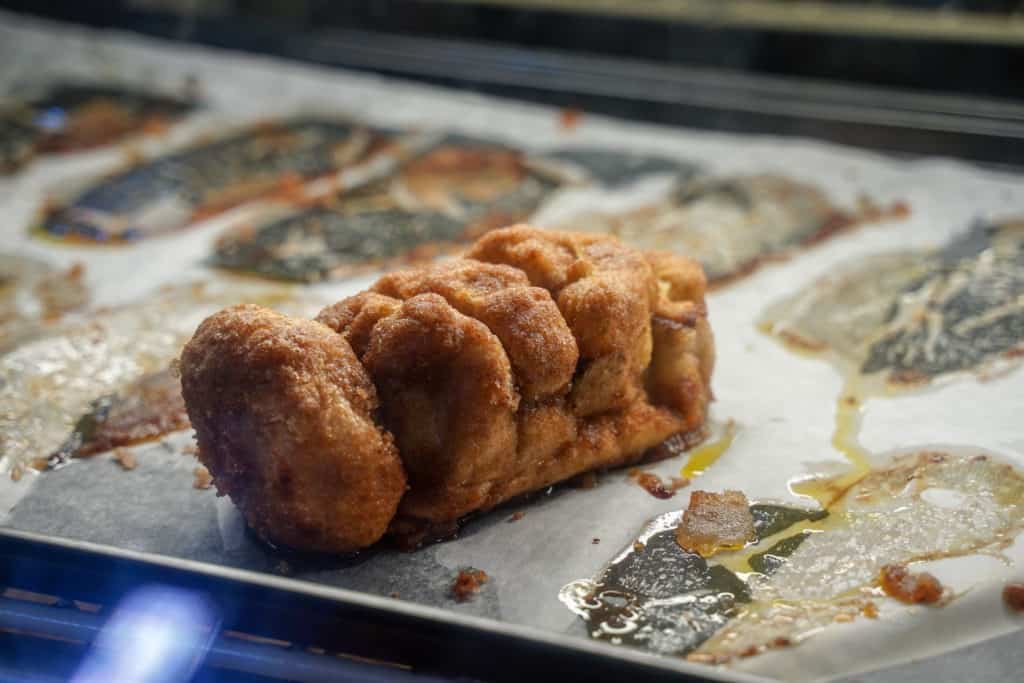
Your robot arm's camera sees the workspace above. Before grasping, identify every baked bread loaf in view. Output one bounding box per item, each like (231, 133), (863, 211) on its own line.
(181, 225), (714, 552)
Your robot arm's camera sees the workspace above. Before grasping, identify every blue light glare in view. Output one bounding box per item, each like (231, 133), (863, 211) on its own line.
(71, 585), (220, 683)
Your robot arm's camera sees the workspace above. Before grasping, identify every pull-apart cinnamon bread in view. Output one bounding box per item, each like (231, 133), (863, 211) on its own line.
(180, 225), (714, 552)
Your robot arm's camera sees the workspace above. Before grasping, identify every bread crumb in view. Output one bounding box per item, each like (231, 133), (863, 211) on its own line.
(1003, 582), (1024, 612)
(630, 470), (689, 499)
(507, 511), (525, 523)
(862, 601), (879, 619)
(559, 108), (583, 131)
(451, 568), (488, 602)
(193, 465), (213, 489)
(686, 652), (731, 665)
(879, 564), (943, 604)
(113, 448), (138, 471)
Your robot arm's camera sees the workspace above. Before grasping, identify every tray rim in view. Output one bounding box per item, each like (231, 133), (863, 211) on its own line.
(0, 526), (773, 683)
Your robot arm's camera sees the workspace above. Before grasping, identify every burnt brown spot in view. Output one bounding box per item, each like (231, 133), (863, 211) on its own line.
(451, 568), (489, 602)
(630, 470), (690, 499)
(879, 564), (943, 604)
(1003, 583), (1024, 613)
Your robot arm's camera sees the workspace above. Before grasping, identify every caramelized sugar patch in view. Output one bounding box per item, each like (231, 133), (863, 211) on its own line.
(676, 490), (755, 557)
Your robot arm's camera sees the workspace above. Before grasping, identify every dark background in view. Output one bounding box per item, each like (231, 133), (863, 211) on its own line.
(3, 0), (1024, 100)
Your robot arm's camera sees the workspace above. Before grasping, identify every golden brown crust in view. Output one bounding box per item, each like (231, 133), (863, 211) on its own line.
(370, 261), (578, 401)
(465, 225), (581, 292)
(180, 225), (714, 552)
(180, 304), (406, 552)
(362, 293), (519, 523)
(646, 250), (708, 313)
(468, 225), (657, 417)
(498, 400), (686, 504)
(315, 291), (401, 357)
(646, 251), (715, 430)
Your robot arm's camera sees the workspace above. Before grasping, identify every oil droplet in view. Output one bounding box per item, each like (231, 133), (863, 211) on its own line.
(682, 421), (737, 479)
(714, 512), (845, 575)
(791, 379), (871, 508)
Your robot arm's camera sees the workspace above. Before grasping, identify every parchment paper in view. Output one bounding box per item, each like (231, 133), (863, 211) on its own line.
(1, 11), (1023, 682)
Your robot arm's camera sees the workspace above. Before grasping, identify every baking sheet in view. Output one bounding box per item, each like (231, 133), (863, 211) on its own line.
(1, 11), (1023, 682)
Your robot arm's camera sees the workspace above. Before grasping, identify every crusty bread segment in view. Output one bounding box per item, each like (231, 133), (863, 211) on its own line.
(180, 225), (714, 551)
(180, 304), (406, 553)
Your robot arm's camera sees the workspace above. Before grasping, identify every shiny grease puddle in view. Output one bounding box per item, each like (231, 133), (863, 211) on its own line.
(560, 503), (821, 656)
(561, 450), (1024, 661)
(564, 216), (1024, 657)
(562, 218), (1024, 662)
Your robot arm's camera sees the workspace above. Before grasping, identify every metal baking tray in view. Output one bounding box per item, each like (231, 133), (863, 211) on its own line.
(1, 10), (1024, 683)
